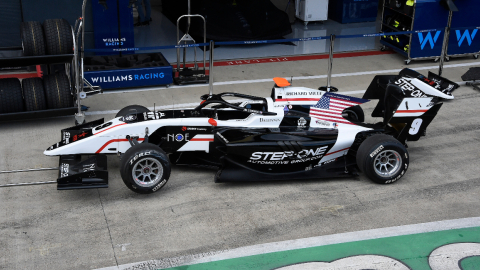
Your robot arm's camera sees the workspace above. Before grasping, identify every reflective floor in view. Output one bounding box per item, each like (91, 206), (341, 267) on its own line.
(134, 7), (381, 63)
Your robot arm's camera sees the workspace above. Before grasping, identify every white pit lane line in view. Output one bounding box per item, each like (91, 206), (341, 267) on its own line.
(96, 217), (480, 270)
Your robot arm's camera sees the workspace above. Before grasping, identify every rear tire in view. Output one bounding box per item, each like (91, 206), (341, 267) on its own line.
(43, 19), (73, 55)
(356, 134), (409, 184)
(21, 21), (46, 56)
(0, 78), (24, 113)
(43, 73), (73, 109)
(120, 143), (171, 194)
(23, 78), (47, 111)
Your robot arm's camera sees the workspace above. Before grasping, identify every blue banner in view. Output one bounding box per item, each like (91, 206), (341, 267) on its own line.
(82, 27), (474, 54)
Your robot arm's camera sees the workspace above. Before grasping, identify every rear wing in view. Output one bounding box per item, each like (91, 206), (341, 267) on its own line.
(363, 69), (458, 143)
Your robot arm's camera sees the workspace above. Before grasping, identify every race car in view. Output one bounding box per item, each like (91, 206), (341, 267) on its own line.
(44, 68), (459, 194)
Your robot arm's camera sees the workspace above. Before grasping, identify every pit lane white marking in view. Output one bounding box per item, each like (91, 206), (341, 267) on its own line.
(276, 256), (410, 270)
(100, 62), (476, 95)
(96, 217), (480, 270)
(429, 243), (480, 270)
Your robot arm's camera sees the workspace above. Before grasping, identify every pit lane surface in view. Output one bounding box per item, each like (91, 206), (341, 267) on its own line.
(1, 53), (480, 269)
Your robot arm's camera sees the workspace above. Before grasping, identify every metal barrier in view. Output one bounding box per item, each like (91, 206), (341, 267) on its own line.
(83, 26), (479, 91)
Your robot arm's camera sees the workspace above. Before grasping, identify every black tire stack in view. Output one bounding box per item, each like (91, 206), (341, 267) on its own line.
(0, 79), (24, 113)
(21, 19), (73, 57)
(0, 75), (73, 114)
(0, 19), (75, 115)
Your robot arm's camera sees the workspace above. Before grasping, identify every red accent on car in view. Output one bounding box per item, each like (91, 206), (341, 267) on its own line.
(208, 118), (217, 126)
(95, 138), (145, 154)
(396, 110), (428, 113)
(200, 100), (206, 105)
(95, 123), (128, 135)
(325, 147), (350, 156)
(190, 138), (214, 141)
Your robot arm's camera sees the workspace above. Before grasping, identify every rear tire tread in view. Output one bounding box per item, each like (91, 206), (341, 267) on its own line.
(43, 19), (73, 55)
(21, 21), (46, 56)
(23, 78), (47, 111)
(43, 73), (73, 109)
(0, 78), (25, 113)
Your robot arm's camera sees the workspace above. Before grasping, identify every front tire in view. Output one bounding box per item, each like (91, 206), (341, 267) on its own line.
(356, 134), (409, 184)
(120, 143), (171, 194)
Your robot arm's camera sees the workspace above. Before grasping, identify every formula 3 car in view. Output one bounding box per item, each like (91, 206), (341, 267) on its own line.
(45, 68), (459, 194)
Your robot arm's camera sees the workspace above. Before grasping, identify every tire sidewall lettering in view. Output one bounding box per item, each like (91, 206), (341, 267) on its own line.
(129, 151), (152, 165)
(152, 179), (167, 192)
(370, 145), (384, 158)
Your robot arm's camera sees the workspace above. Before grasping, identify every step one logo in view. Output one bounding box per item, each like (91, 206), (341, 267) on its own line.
(456, 29), (478, 47)
(418, 31), (442, 50)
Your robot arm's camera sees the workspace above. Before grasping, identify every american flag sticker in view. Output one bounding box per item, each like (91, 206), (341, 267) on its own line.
(310, 93), (369, 125)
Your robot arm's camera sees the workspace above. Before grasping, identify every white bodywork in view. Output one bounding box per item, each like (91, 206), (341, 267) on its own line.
(44, 85), (373, 163)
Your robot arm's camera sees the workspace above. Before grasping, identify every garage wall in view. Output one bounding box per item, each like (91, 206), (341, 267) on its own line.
(0, 0), (22, 48)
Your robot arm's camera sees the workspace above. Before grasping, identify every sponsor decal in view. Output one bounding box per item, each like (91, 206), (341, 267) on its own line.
(243, 108), (261, 114)
(305, 164), (313, 171)
(89, 73), (165, 84)
(456, 29), (477, 47)
(182, 126), (187, 131)
(260, 118), (281, 122)
(418, 31), (441, 50)
(248, 146), (328, 165)
(286, 91), (322, 96)
(185, 127), (207, 131)
(167, 134), (190, 142)
(298, 117), (307, 127)
(121, 115), (137, 122)
(333, 123), (338, 129)
(288, 105), (293, 109)
(216, 132), (229, 143)
(73, 131), (88, 142)
(63, 132), (70, 144)
(83, 164), (95, 172)
(95, 122), (113, 131)
(316, 120), (331, 127)
(60, 163), (69, 178)
(394, 78), (428, 98)
(370, 145), (384, 158)
(102, 37), (126, 46)
(190, 110), (201, 116)
(319, 158), (336, 166)
(143, 112), (166, 120)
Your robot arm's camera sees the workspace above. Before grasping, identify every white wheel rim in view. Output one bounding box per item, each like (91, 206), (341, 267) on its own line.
(374, 150), (402, 177)
(132, 157), (164, 188)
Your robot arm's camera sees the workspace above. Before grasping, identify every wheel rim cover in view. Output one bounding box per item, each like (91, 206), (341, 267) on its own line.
(374, 150), (402, 177)
(132, 157), (163, 187)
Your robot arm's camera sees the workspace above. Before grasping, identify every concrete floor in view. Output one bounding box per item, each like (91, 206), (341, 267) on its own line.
(1, 53), (480, 269)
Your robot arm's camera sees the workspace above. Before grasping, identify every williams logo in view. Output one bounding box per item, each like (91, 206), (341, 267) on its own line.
(103, 37), (126, 46)
(456, 29), (477, 47)
(418, 31), (441, 50)
(89, 73), (165, 84)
